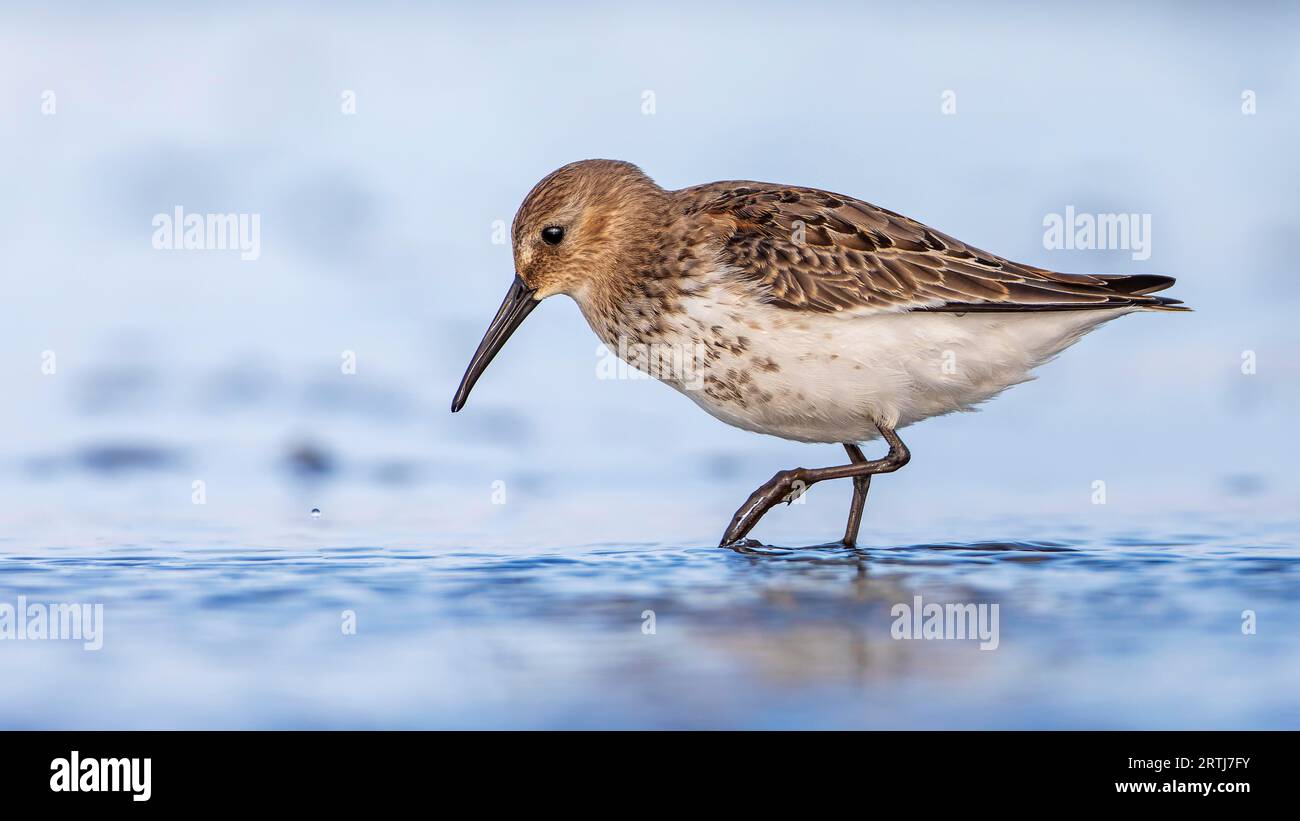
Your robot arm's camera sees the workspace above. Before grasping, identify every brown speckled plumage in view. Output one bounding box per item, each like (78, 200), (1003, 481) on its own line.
(676, 181), (1184, 314)
(511, 161), (1183, 339)
(455, 159), (1189, 546)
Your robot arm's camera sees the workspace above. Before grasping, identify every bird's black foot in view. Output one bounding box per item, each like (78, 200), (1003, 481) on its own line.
(719, 537), (765, 553)
(718, 468), (809, 546)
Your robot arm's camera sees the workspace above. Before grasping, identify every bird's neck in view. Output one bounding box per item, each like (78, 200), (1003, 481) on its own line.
(572, 192), (686, 349)
(574, 268), (683, 352)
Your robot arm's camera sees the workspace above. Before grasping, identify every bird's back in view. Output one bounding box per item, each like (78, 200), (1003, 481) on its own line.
(670, 180), (1186, 316)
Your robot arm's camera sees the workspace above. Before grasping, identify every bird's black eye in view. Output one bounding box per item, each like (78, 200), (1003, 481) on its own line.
(541, 226), (565, 245)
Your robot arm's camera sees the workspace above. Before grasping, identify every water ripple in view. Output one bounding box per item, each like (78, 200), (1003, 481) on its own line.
(2, 523), (1298, 728)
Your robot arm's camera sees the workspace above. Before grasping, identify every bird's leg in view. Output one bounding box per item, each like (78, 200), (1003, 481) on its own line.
(719, 425), (910, 547)
(841, 443), (871, 548)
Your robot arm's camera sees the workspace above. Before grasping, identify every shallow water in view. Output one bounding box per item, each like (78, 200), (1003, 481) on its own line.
(3, 512), (1297, 729)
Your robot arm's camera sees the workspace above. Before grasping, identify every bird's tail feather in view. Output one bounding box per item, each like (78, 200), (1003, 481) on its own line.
(1106, 273), (1192, 311)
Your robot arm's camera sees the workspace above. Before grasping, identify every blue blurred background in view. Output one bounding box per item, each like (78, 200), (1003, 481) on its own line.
(1, 1), (1298, 728)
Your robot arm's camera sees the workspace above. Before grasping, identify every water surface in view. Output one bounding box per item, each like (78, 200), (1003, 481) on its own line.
(3, 514), (1296, 729)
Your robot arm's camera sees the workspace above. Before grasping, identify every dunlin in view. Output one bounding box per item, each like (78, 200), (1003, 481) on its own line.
(452, 160), (1187, 547)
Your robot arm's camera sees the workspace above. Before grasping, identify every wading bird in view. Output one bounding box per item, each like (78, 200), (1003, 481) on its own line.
(452, 160), (1185, 547)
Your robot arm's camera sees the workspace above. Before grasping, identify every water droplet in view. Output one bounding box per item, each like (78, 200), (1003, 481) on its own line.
(310, 508), (321, 519)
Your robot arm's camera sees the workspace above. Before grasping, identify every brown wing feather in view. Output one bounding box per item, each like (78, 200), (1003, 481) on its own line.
(678, 182), (1185, 313)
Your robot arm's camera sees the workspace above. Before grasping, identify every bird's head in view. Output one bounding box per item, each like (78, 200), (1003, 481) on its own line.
(452, 159), (666, 412)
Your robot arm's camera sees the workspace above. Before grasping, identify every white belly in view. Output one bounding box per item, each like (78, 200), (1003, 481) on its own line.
(658, 291), (1134, 444)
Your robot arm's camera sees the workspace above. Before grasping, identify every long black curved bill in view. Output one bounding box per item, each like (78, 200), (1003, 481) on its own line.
(451, 275), (539, 412)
